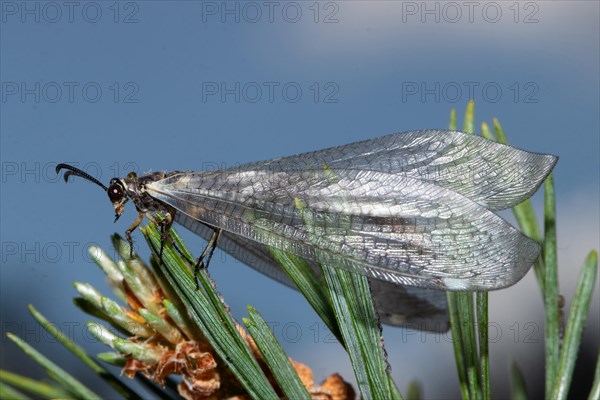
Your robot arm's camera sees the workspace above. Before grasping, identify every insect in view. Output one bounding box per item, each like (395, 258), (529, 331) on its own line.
(57, 130), (557, 330)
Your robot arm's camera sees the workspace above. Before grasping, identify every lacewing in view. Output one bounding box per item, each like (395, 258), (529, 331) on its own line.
(57, 130), (557, 330)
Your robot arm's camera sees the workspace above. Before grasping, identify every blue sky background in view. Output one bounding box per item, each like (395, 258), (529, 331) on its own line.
(1, 2), (599, 398)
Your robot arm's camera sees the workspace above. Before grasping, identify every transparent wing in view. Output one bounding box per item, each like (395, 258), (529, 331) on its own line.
(231, 130), (557, 211)
(148, 168), (540, 291)
(176, 216), (449, 331)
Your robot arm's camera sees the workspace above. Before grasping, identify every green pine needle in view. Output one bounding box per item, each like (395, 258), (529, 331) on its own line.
(510, 361), (528, 400)
(27, 305), (139, 399)
(268, 248), (342, 342)
(5, 334), (101, 400)
(543, 174), (560, 398)
(552, 250), (598, 400)
(590, 351), (600, 400)
(322, 265), (402, 400)
(0, 369), (68, 399)
(244, 306), (311, 400)
(142, 223), (280, 400)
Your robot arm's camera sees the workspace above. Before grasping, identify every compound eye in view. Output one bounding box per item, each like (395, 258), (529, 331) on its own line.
(107, 182), (124, 202)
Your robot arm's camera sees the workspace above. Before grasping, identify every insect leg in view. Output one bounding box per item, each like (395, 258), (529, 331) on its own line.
(125, 212), (145, 257)
(194, 228), (222, 289)
(144, 211), (176, 261)
(158, 212), (174, 259)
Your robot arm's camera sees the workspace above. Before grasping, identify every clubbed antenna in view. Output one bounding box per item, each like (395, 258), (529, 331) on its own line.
(56, 163), (108, 191)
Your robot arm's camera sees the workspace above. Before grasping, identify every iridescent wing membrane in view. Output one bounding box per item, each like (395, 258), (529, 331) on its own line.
(147, 130), (557, 329)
